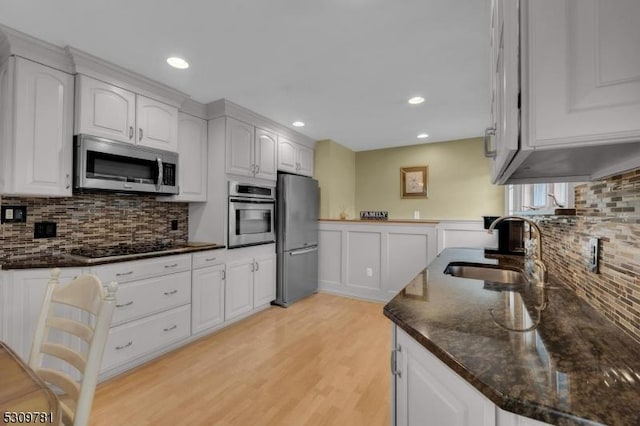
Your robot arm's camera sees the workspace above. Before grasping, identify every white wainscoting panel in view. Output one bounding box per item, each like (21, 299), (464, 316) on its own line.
(436, 221), (498, 254)
(318, 221), (437, 302)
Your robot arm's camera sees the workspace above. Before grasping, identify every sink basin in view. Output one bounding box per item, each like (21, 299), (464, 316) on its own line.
(444, 262), (526, 285)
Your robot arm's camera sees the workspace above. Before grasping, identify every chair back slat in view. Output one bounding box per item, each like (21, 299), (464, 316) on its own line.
(41, 342), (86, 374)
(36, 367), (81, 401)
(51, 274), (104, 315)
(46, 317), (94, 343)
(28, 268), (118, 426)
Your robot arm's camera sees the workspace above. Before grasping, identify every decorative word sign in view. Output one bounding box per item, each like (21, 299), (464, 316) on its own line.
(360, 211), (389, 220)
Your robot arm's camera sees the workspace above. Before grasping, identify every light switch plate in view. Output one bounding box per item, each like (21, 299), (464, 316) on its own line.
(588, 237), (599, 273)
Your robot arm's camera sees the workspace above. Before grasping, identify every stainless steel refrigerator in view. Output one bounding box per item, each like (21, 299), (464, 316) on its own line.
(274, 173), (319, 307)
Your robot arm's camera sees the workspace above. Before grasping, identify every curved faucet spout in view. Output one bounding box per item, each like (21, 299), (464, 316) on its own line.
(488, 215), (548, 287)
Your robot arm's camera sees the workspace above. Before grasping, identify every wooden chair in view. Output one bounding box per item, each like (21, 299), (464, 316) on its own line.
(28, 268), (118, 426)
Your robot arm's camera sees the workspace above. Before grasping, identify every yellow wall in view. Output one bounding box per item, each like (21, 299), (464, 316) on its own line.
(355, 138), (504, 220)
(314, 139), (356, 219)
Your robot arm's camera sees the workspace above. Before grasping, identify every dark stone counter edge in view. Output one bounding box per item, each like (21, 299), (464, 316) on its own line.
(383, 301), (601, 426)
(1, 244), (226, 270)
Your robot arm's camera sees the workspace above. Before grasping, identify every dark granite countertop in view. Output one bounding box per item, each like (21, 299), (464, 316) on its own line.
(0, 242), (225, 270)
(383, 248), (640, 426)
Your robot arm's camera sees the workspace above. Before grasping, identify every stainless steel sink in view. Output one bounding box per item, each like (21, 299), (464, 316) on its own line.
(444, 262), (526, 285)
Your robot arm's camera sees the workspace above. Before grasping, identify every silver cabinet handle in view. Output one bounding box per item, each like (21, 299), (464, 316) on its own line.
(123, 184), (133, 189)
(115, 341), (133, 350)
(65, 174), (70, 189)
(221, 269), (226, 280)
(116, 301), (133, 308)
(255, 261), (259, 271)
(129, 126), (134, 139)
(139, 128), (143, 141)
(163, 289), (178, 295)
(484, 127), (497, 158)
(290, 246), (318, 256)
(164, 263), (178, 269)
(205, 257), (216, 262)
(251, 262), (255, 272)
(116, 271), (134, 277)
(391, 345), (402, 377)
(256, 164), (260, 174)
(163, 324), (177, 332)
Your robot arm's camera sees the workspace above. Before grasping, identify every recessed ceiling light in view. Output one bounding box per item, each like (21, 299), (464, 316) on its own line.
(408, 96), (425, 105)
(292, 121), (305, 127)
(417, 133), (429, 139)
(166, 57), (189, 69)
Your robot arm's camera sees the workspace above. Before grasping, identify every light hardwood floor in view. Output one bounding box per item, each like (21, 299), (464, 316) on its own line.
(91, 293), (391, 426)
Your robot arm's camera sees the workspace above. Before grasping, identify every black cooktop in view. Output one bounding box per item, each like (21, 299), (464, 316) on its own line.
(70, 242), (176, 259)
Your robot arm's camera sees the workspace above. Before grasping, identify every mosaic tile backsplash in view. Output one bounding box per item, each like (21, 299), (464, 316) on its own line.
(0, 192), (188, 261)
(536, 169), (640, 344)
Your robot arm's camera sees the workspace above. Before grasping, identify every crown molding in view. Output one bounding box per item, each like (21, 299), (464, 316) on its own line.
(207, 98), (316, 148)
(0, 24), (74, 73)
(179, 98), (208, 120)
(67, 47), (189, 107)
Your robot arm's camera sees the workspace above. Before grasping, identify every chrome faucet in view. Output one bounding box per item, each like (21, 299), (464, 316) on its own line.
(488, 215), (548, 287)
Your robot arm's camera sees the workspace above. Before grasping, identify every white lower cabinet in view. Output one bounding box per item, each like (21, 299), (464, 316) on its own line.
(253, 254), (276, 307)
(392, 325), (552, 426)
(102, 305), (190, 372)
(225, 259), (255, 321)
(191, 263), (226, 335)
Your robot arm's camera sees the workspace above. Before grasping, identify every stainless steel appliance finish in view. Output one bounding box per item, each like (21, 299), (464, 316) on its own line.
(227, 181), (276, 248)
(74, 134), (179, 195)
(274, 173), (319, 307)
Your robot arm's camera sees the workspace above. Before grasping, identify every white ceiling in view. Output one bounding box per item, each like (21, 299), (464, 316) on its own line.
(0, 0), (490, 151)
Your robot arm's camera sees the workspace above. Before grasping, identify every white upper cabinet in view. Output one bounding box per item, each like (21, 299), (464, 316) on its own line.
(159, 113), (207, 202)
(492, 0), (640, 183)
(0, 57), (74, 196)
(254, 127), (278, 180)
(75, 75), (179, 152)
(75, 75), (136, 144)
(523, 0), (640, 148)
(136, 95), (179, 152)
(277, 136), (314, 177)
(225, 118), (278, 181)
(226, 117), (255, 177)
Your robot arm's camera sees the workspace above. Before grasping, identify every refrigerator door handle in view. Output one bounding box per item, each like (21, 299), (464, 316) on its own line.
(289, 246), (318, 256)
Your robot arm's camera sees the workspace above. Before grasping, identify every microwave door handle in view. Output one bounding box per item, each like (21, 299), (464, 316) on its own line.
(156, 158), (163, 189)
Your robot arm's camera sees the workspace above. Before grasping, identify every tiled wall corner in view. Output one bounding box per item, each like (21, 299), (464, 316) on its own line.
(537, 169), (640, 344)
(0, 192), (188, 261)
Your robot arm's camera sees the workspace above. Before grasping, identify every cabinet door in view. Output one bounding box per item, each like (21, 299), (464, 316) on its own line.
(254, 127), (278, 181)
(3, 269), (83, 379)
(225, 259), (254, 321)
(277, 136), (297, 173)
(490, 0), (519, 184)
(253, 254), (276, 307)
(162, 113), (207, 202)
(75, 75), (136, 144)
(297, 144), (314, 177)
(523, 0), (640, 148)
(226, 117), (255, 177)
(191, 264), (226, 334)
(395, 326), (495, 426)
(136, 95), (179, 151)
(13, 57), (74, 196)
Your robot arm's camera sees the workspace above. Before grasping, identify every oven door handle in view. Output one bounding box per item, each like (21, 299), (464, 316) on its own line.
(229, 198), (275, 204)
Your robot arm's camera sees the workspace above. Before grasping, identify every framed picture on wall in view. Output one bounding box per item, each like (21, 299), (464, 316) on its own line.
(400, 166), (428, 198)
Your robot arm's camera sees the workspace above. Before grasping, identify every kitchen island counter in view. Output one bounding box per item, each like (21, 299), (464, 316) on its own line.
(384, 248), (640, 425)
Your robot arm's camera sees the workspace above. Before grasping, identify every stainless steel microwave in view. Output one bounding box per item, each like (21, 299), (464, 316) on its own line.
(74, 134), (179, 195)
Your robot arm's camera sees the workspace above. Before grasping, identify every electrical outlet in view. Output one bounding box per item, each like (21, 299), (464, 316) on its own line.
(588, 237), (599, 273)
(34, 222), (57, 239)
(1, 206), (27, 223)
(366, 267), (373, 277)
(171, 220), (178, 231)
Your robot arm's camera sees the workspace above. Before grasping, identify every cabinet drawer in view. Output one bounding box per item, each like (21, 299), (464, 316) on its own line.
(92, 254), (191, 283)
(192, 250), (226, 269)
(101, 305), (191, 372)
(111, 271), (191, 325)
